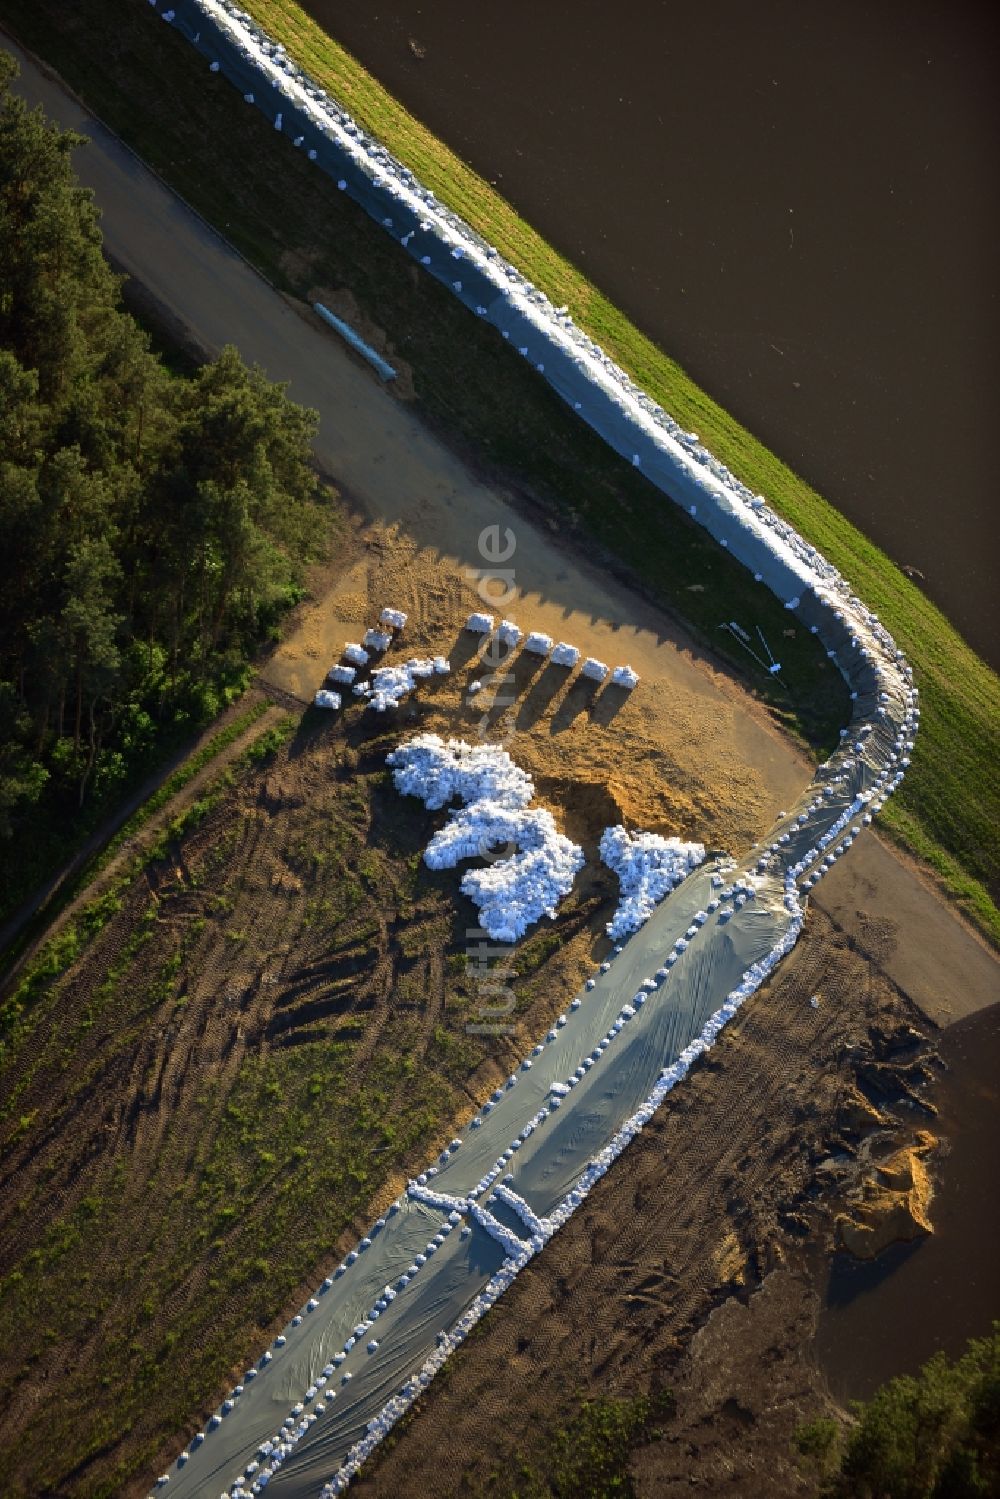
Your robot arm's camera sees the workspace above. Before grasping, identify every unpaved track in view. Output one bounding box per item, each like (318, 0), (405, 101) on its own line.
(9, 31), (993, 1032)
(4, 33), (999, 1497)
(4, 32), (803, 801)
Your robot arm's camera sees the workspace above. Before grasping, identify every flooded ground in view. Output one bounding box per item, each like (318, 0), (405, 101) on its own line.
(299, 0), (999, 669)
(816, 1002), (1000, 1403)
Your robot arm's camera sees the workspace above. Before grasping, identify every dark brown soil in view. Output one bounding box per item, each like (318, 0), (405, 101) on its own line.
(351, 905), (940, 1497)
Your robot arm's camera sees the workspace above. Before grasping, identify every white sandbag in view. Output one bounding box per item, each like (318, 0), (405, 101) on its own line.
(364, 628), (393, 652)
(313, 690), (341, 710)
(523, 632), (553, 656)
(380, 607), (408, 630)
(550, 642), (580, 667)
(465, 612), (494, 634)
(496, 619), (522, 647)
(611, 664), (639, 689)
(326, 664), (356, 684)
(580, 657), (608, 682)
(343, 643), (369, 667)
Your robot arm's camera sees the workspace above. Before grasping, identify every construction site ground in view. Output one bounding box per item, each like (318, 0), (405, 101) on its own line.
(0, 34), (998, 1499)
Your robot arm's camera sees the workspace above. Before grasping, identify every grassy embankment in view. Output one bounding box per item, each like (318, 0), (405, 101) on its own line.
(2, 1), (995, 940)
(0, 712), (604, 1497)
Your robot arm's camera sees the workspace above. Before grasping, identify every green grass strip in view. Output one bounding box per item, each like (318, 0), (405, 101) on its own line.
(0, 707), (291, 1050)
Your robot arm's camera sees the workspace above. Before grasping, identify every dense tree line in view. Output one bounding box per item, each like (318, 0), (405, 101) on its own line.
(0, 53), (325, 894)
(795, 1325), (999, 1497)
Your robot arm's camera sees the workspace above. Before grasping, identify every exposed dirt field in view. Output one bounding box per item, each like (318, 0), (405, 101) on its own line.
(2, 33), (998, 1499)
(0, 565), (816, 1497)
(351, 905), (943, 1498)
(264, 519), (808, 857)
(0, 711), (596, 1495)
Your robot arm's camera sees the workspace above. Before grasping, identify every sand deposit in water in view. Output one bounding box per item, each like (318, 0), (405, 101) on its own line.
(816, 1003), (1000, 1401)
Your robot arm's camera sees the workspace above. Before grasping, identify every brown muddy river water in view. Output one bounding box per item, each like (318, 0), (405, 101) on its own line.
(816, 1003), (1000, 1402)
(299, 0), (999, 668)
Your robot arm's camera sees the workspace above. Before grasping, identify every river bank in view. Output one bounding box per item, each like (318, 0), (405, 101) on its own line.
(0, 1), (996, 946)
(816, 1001), (1000, 1404)
(307, 0), (1000, 673)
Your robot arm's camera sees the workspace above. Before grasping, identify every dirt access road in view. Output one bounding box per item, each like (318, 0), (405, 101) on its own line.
(5, 32), (1000, 1499)
(6, 34), (996, 1022)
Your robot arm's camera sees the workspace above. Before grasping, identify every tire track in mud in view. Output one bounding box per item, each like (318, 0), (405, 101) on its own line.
(352, 908), (928, 1499)
(0, 710), (607, 1497)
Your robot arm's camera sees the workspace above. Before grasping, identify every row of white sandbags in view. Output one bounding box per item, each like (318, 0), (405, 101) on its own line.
(464, 614), (639, 688)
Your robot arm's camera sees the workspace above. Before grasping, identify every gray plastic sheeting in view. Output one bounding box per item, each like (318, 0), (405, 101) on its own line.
(144, 4), (917, 1494)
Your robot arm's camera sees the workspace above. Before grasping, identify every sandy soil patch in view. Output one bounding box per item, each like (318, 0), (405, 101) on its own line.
(263, 520), (808, 861)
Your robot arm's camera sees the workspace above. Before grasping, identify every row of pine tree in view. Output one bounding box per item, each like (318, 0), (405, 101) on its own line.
(0, 53), (325, 902)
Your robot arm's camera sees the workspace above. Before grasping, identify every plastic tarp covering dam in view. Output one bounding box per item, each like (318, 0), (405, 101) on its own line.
(145, 4), (918, 1494)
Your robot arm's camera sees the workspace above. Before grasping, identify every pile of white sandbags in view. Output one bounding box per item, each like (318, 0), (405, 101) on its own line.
(313, 689), (341, 710)
(353, 658), (447, 712)
(611, 664), (639, 689)
(599, 824), (705, 938)
(380, 607), (408, 630)
(425, 803), (584, 942)
(387, 735), (582, 939)
(387, 733), (534, 810)
(550, 642), (580, 667)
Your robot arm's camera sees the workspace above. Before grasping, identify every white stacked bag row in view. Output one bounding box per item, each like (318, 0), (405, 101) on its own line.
(387, 734), (583, 941)
(599, 825), (706, 939)
(463, 614), (639, 688)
